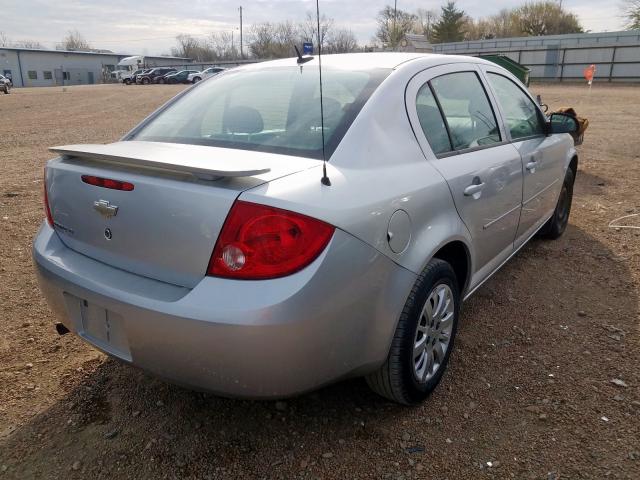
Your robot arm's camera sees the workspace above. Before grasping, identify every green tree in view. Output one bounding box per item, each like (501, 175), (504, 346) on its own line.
(432, 1), (466, 43)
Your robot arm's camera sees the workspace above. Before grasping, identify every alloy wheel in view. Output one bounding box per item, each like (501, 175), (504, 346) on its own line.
(413, 283), (455, 383)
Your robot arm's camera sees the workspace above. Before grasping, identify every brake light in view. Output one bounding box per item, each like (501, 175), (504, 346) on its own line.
(208, 201), (334, 279)
(43, 168), (54, 227)
(81, 175), (134, 191)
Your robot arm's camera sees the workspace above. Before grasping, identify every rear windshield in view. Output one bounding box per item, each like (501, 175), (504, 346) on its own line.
(130, 66), (390, 159)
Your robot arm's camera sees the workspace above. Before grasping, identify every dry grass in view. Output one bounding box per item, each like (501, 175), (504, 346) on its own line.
(0, 82), (639, 479)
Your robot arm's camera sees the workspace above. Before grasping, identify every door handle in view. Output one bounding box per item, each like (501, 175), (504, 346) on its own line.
(464, 181), (485, 196)
(526, 160), (538, 172)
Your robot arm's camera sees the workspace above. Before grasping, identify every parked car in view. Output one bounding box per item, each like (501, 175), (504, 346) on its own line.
(153, 69), (179, 84)
(35, 53), (579, 404)
(188, 67), (225, 83)
(136, 67), (176, 85)
(122, 69), (144, 85)
(164, 70), (201, 84)
(133, 69), (153, 84)
(0, 74), (12, 93)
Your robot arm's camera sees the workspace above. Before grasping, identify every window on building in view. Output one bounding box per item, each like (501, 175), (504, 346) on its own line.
(63, 72), (70, 80)
(43, 71), (53, 80)
(104, 64), (115, 72)
(28, 70), (38, 80)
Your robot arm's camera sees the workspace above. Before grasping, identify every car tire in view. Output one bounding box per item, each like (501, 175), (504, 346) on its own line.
(366, 258), (460, 405)
(124, 79), (131, 85)
(538, 168), (574, 240)
(142, 78), (149, 85)
(192, 77), (201, 83)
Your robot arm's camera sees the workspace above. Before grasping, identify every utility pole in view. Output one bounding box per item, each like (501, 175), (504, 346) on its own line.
(239, 6), (243, 59)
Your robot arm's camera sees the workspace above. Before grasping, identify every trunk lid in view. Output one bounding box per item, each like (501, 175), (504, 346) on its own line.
(46, 141), (319, 288)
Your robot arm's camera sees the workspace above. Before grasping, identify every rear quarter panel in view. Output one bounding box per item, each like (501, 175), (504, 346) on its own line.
(240, 64), (474, 282)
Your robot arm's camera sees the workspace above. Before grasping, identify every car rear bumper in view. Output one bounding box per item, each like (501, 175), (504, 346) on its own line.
(33, 223), (416, 398)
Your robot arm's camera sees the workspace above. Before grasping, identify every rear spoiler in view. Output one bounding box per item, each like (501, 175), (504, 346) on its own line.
(49, 141), (271, 180)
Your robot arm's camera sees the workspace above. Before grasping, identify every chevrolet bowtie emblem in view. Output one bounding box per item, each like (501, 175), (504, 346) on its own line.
(93, 199), (118, 218)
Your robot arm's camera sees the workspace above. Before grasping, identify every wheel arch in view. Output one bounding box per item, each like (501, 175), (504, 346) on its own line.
(431, 240), (471, 296)
(568, 154), (578, 179)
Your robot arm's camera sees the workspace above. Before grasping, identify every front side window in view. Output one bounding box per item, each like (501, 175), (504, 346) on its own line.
(487, 73), (545, 140)
(132, 66), (389, 159)
(429, 72), (501, 151)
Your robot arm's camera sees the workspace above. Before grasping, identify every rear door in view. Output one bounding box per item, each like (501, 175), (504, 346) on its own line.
(406, 64), (523, 284)
(480, 66), (567, 247)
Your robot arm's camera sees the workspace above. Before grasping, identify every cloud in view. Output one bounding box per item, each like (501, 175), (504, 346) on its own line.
(0, 0), (628, 55)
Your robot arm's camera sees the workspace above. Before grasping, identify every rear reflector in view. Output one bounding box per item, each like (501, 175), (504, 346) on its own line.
(81, 175), (134, 191)
(208, 201), (334, 279)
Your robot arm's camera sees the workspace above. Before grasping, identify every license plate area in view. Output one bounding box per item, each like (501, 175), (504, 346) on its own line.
(63, 293), (132, 361)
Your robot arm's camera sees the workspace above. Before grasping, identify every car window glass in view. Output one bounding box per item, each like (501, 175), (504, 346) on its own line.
(133, 67), (389, 159)
(429, 72), (501, 151)
(415, 84), (452, 155)
(487, 73), (545, 140)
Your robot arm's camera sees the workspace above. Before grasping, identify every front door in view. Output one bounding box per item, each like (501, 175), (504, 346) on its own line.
(406, 64), (524, 287)
(481, 68), (567, 247)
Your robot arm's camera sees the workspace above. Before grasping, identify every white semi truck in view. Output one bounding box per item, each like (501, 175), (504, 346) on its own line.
(113, 56), (145, 84)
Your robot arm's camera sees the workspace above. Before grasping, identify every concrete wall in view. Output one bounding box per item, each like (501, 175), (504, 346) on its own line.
(432, 30), (640, 82)
(0, 49), (191, 87)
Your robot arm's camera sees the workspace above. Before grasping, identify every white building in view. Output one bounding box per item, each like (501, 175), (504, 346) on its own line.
(0, 47), (192, 87)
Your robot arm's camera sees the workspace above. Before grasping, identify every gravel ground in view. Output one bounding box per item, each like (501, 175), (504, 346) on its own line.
(0, 83), (639, 479)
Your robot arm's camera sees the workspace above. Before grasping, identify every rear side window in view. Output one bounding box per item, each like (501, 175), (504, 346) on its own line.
(429, 72), (501, 151)
(415, 84), (452, 155)
(487, 73), (545, 140)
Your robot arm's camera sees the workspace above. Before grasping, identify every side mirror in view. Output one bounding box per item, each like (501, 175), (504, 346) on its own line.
(549, 113), (579, 134)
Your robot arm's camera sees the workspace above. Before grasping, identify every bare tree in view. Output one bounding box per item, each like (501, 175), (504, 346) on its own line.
(57, 30), (91, 51)
(375, 6), (417, 49)
(326, 28), (359, 53)
(246, 16), (357, 59)
(624, 0), (640, 29)
(208, 32), (238, 60)
(299, 12), (334, 48)
(249, 21), (299, 59)
(464, 2), (582, 41)
(514, 1), (583, 36)
(13, 39), (45, 49)
(0, 31), (9, 47)
(414, 9), (439, 42)
(248, 23), (277, 58)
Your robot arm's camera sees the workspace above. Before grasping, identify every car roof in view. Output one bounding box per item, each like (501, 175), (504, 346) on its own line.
(238, 52), (493, 72)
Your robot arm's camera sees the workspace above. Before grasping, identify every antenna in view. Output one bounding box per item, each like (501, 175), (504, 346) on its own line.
(294, 45), (312, 64)
(316, 0), (331, 186)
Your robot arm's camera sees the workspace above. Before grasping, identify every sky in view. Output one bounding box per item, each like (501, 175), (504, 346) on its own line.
(0, 0), (630, 56)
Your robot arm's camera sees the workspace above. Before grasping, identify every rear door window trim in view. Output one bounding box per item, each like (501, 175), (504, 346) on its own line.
(414, 68), (506, 159)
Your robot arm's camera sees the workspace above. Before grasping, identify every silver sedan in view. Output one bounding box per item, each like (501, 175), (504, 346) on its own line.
(34, 53), (579, 404)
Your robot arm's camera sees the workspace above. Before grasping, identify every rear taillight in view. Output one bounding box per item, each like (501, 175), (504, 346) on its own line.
(43, 168), (54, 227)
(81, 175), (134, 191)
(208, 201), (334, 279)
